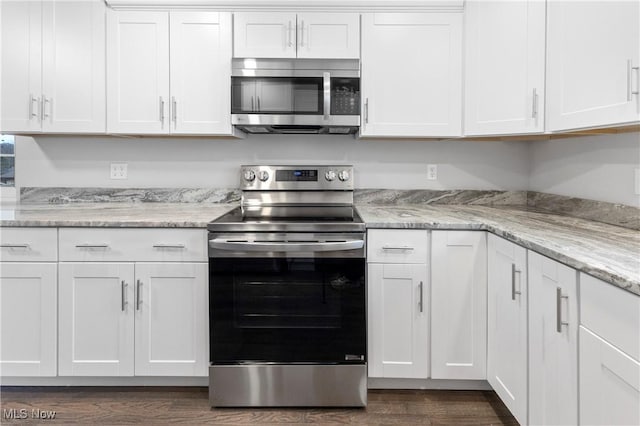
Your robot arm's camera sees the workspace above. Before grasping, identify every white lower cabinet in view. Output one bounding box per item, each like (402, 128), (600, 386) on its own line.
(58, 263), (135, 376)
(487, 234), (528, 425)
(57, 228), (209, 377)
(134, 263), (208, 376)
(58, 262), (208, 377)
(431, 231), (487, 380)
(528, 251), (578, 426)
(579, 273), (640, 426)
(367, 229), (429, 379)
(0, 263), (57, 376)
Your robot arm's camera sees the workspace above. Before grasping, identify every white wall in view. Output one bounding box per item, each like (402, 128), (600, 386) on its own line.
(528, 132), (640, 207)
(15, 134), (530, 190)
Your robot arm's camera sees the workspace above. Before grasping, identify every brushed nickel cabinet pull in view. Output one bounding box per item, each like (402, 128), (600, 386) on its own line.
(0, 244), (30, 249)
(364, 98), (369, 123)
(628, 59), (639, 101)
(556, 287), (569, 333)
(121, 280), (127, 311)
(172, 96), (177, 123)
(75, 243), (109, 249)
(136, 279), (142, 310)
(532, 88), (538, 119)
(419, 281), (424, 313)
(382, 245), (414, 251)
(159, 96), (165, 123)
(511, 263), (522, 300)
(29, 94), (39, 118)
(153, 243), (185, 249)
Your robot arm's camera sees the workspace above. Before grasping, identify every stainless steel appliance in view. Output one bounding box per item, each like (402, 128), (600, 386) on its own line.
(208, 165), (366, 407)
(231, 59), (360, 134)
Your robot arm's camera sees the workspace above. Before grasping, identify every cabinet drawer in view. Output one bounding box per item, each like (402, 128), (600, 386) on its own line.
(580, 273), (640, 361)
(59, 228), (207, 262)
(367, 229), (429, 264)
(0, 228), (58, 262)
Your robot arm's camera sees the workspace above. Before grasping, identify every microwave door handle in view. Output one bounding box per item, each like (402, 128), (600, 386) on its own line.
(323, 72), (330, 120)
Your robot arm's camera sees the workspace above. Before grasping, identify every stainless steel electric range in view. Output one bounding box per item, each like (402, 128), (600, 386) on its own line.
(207, 165), (367, 407)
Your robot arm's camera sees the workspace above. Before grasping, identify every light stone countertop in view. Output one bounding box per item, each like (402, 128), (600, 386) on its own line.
(1, 202), (638, 296)
(357, 204), (640, 296)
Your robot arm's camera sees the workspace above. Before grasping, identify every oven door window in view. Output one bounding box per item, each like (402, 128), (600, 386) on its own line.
(231, 77), (323, 115)
(210, 257), (365, 364)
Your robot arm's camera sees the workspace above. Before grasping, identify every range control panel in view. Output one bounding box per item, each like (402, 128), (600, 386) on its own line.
(240, 165), (354, 191)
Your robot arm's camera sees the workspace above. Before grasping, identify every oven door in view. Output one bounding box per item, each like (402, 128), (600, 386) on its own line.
(209, 235), (366, 365)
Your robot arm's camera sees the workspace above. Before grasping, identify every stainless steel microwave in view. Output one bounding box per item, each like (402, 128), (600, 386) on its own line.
(231, 59), (360, 134)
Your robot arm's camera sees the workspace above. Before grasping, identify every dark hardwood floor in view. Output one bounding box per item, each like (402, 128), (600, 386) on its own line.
(0, 387), (518, 425)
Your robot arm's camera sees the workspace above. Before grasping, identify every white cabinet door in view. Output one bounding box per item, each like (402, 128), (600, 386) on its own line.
(170, 12), (232, 135)
(464, 0), (545, 135)
(233, 12), (297, 58)
(59, 263), (135, 376)
(0, 263), (57, 376)
(528, 252), (578, 426)
(580, 326), (640, 426)
(107, 10), (170, 134)
(361, 13), (462, 137)
(368, 263), (429, 379)
(487, 234), (527, 425)
(134, 263), (208, 377)
(431, 231), (487, 380)
(0, 0), (42, 133)
(41, 0), (105, 133)
(297, 13), (359, 59)
(547, 1), (640, 130)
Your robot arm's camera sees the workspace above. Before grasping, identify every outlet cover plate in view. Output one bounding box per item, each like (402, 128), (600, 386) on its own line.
(427, 164), (438, 180)
(110, 163), (128, 180)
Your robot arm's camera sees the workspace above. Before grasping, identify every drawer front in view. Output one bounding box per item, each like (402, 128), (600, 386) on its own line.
(367, 229), (429, 264)
(0, 228), (58, 262)
(59, 228), (207, 262)
(580, 272), (640, 361)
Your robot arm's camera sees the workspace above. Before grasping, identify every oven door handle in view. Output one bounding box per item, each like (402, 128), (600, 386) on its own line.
(209, 238), (364, 252)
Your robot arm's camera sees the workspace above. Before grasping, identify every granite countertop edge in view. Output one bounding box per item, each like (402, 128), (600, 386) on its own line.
(1, 203), (638, 296)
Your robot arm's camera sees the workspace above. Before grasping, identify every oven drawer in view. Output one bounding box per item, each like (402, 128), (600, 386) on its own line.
(0, 227), (58, 262)
(367, 229), (429, 264)
(59, 228), (207, 262)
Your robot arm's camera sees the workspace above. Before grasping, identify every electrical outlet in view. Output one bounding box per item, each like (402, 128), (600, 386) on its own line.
(635, 168), (640, 195)
(427, 164), (438, 180)
(110, 163), (128, 180)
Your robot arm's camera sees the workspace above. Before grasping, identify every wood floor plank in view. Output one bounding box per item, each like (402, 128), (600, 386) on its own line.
(0, 386), (517, 425)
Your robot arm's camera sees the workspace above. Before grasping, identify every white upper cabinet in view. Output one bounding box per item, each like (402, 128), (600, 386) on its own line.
(464, 0), (545, 136)
(233, 12), (359, 59)
(107, 10), (170, 134)
(0, 0), (105, 134)
(233, 12), (297, 58)
(296, 13), (360, 59)
(360, 13), (462, 137)
(546, 0), (640, 131)
(170, 12), (232, 134)
(107, 10), (232, 135)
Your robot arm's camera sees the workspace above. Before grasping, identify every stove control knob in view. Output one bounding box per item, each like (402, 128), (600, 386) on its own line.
(338, 170), (350, 182)
(325, 170), (336, 181)
(243, 170), (256, 182)
(258, 170), (270, 182)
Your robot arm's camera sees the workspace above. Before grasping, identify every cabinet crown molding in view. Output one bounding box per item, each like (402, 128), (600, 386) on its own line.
(105, 0), (464, 11)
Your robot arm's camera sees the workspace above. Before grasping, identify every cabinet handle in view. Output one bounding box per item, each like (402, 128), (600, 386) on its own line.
(43, 96), (51, 120)
(382, 245), (414, 251)
(288, 21), (293, 47)
(121, 280), (128, 311)
(75, 243), (109, 249)
(159, 96), (165, 123)
(0, 244), (30, 249)
(628, 59), (639, 101)
(556, 287), (569, 333)
(136, 279), (142, 310)
(153, 243), (185, 249)
(300, 20), (305, 47)
(172, 96), (177, 123)
(532, 88), (538, 119)
(364, 98), (369, 123)
(419, 281), (424, 313)
(511, 263), (522, 300)
(257, 96), (261, 112)
(323, 72), (330, 120)
(29, 94), (39, 119)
